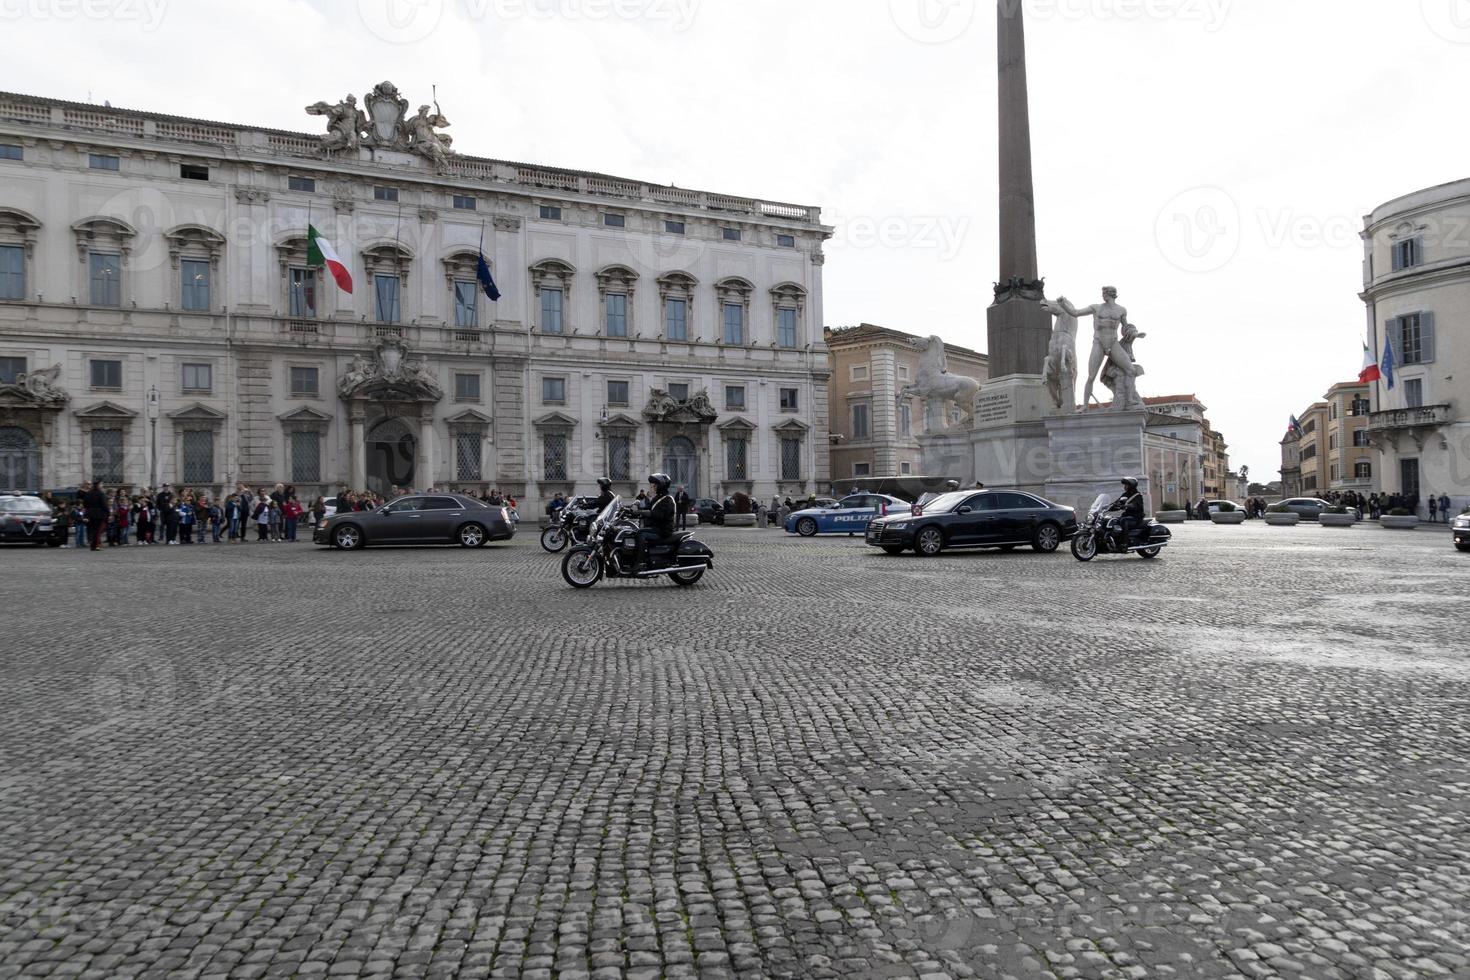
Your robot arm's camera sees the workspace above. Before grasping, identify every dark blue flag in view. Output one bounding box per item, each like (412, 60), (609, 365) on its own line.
(476, 252), (501, 301)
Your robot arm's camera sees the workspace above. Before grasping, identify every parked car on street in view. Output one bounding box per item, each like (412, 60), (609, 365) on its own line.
(1453, 510), (1469, 552)
(693, 498), (723, 525)
(315, 492), (515, 550)
(786, 494), (912, 537)
(1275, 497), (1360, 522)
(0, 493), (65, 547)
(865, 490), (1076, 556)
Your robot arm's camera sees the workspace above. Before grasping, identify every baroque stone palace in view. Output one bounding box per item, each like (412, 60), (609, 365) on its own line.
(1358, 177), (1470, 511)
(0, 83), (833, 510)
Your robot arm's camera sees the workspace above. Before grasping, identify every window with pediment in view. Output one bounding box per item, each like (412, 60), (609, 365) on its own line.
(530, 258), (575, 334)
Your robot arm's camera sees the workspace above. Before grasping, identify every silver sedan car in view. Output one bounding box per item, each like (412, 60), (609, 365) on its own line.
(315, 492), (515, 550)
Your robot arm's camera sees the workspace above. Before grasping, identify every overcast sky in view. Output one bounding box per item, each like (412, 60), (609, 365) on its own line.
(6, 0), (1470, 480)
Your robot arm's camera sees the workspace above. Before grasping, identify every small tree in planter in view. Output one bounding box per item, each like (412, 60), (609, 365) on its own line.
(1210, 500), (1246, 525)
(1264, 503), (1300, 526)
(725, 491), (757, 526)
(1156, 500), (1187, 524)
(1381, 507), (1420, 530)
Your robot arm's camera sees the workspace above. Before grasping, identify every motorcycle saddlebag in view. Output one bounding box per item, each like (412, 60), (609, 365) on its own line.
(677, 538), (714, 565)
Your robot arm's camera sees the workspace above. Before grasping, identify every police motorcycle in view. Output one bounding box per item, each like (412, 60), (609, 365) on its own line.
(1070, 491), (1171, 561)
(560, 495), (714, 588)
(539, 497), (600, 553)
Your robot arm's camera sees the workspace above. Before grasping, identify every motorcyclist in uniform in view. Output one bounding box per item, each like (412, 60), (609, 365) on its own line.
(637, 473), (677, 568)
(591, 477), (615, 513)
(1109, 477), (1147, 547)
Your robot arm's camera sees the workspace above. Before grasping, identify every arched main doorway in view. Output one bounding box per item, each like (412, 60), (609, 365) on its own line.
(367, 417), (416, 494)
(0, 426), (39, 491)
(663, 436), (698, 496)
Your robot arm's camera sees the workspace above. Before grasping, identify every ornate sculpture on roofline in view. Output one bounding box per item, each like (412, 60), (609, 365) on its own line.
(307, 82), (454, 169)
(338, 339), (443, 401)
(305, 94), (366, 152)
(896, 335), (980, 431)
(0, 363), (68, 409)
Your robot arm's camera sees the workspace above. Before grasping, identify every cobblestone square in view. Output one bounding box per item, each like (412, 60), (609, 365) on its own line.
(2, 523), (1468, 979)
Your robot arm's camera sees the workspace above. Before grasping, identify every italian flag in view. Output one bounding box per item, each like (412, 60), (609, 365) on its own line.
(307, 224), (352, 294)
(1358, 340), (1381, 384)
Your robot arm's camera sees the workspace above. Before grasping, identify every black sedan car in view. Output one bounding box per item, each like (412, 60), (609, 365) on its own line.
(865, 489), (1077, 556)
(1453, 510), (1469, 552)
(315, 492), (515, 550)
(0, 494), (65, 547)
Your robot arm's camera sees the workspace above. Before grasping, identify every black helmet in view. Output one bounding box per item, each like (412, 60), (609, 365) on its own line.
(596, 477), (612, 491)
(1120, 477), (1139, 492)
(649, 473), (671, 493)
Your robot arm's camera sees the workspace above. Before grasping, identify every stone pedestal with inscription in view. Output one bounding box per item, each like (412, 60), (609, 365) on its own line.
(964, 376), (1051, 494)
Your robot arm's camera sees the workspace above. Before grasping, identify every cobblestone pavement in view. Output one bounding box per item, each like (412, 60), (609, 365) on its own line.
(2, 521), (1469, 980)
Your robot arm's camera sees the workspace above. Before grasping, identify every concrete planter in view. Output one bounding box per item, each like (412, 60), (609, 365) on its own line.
(1319, 513), (1356, 527)
(1210, 512), (1247, 525)
(1380, 515), (1420, 530)
(723, 514), (757, 527)
(1155, 511), (1186, 524)
(1264, 513), (1301, 526)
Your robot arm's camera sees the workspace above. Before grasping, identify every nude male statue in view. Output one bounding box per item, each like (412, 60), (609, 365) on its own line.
(1060, 287), (1142, 408)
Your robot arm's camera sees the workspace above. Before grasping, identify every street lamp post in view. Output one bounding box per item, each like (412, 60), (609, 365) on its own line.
(147, 385), (160, 489)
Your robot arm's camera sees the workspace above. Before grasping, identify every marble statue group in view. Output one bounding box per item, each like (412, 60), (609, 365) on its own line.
(1041, 286), (1147, 414)
(306, 81), (454, 170)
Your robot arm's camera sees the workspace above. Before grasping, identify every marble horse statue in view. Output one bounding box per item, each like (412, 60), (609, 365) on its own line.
(898, 335), (980, 431)
(1040, 297), (1079, 413)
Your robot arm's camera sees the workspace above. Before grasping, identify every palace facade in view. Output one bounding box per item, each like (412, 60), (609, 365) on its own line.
(0, 84), (833, 513)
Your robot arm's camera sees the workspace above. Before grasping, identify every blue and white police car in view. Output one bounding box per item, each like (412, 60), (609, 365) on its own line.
(784, 494), (912, 537)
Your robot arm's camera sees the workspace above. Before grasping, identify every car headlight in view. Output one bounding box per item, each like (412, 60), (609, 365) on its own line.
(1455, 517), (1470, 529)
(887, 522), (910, 530)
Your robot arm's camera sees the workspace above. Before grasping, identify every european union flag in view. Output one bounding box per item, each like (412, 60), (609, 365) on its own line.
(476, 251), (501, 302)
(1381, 334), (1396, 391)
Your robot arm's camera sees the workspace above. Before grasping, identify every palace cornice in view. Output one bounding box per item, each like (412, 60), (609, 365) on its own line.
(0, 89), (827, 230)
(1360, 257), (1470, 302)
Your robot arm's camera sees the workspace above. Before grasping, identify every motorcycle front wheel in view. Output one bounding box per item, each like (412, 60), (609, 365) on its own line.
(1138, 546), (1162, 559)
(1071, 534), (1097, 562)
(562, 548), (604, 588)
(540, 526), (568, 553)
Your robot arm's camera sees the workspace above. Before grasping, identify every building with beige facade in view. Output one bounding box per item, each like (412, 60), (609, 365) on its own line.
(1360, 176), (1470, 513)
(1279, 382), (1375, 499)
(823, 324), (987, 481)
(0, 84), (833, 512)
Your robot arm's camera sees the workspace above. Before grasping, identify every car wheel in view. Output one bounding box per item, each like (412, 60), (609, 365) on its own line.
(796, 517), (818, 537)
(1071, 534), (1097, 562)
(669, 568), (705, 586)
(1139, 546), (1161, 559)
(561, 547), (603, 588)
(915, 527), (944, 557)
(540, 526), (567, 553)
(458, 523), (486, 548)
(1032, 522), (1061, 553)
(881, 546), (907, 556)
(1456, 542), (1470, 552)
(333, 524), (364, 550)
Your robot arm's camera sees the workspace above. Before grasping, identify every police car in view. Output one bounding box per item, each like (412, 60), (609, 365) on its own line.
(784, 493), (912, 537)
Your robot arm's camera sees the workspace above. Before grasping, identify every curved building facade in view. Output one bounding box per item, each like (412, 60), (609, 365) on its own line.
(1361, 178), (1470, 512)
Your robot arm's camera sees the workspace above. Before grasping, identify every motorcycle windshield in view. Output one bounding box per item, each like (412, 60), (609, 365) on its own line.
(595, 495), (621, 526)
(1089, 493), (1110, 518)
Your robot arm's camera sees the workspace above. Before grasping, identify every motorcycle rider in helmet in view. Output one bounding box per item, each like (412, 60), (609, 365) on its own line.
(637, 473), (678, 568)
(591, 477), (616, 513)
(1110, 477), (1146, 547)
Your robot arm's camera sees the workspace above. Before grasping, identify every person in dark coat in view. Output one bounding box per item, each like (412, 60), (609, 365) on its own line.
(83, 480), (109, 552)
(674, 486), (691, 530)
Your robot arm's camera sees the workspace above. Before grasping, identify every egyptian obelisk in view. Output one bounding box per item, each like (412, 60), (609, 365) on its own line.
(987, 0), (1052, 379)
